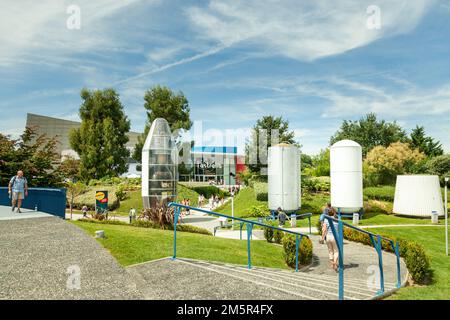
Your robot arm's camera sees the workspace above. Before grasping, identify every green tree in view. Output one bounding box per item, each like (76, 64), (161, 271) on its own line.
(425, 154), (450, 184)
(409, 125), (443, 158)
(65, 181), (88, 219)
(309, 149), (330, 177)
(364, 142), (426, 185)
(0, 127), (60, 186)
(245, 115), (296, 175)
(132, 85), (192, 162)
(58, 156), (81, 182)
(330, 113), (407, 156)
(70, 88), (130, 180)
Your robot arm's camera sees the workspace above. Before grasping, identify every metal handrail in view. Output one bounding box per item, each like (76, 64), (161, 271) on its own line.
(323, 209), (401, 300)
(169, 202), (309, 272)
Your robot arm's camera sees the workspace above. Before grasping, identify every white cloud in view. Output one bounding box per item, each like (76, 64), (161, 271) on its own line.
(186, 0), (434, 61)
(0, 0), (147, 67)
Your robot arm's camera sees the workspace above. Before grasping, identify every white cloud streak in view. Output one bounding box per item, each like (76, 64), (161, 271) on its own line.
(186, 0), (434, 61)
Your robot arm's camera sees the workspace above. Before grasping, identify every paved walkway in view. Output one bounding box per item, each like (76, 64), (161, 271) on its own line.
(0, 205), (408, 300)
(0, 206), (52, 221)
(0, 206), (141, 299)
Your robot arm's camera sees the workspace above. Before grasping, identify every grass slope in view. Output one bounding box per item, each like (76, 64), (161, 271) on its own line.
(369, 226), (450, 300)
(109, 184), (200, 216)
(72, 220), (288, 269)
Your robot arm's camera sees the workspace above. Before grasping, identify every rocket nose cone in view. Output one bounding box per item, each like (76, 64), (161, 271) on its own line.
(152, 118), (172, 135)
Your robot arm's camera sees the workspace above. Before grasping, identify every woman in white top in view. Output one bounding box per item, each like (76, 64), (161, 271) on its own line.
(321, 208), (340, 272)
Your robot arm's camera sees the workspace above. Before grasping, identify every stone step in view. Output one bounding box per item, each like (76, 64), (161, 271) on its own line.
(179, 259), (378, 300)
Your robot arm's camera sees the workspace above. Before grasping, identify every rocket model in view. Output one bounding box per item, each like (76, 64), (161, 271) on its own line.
(141, 118), (178, 209)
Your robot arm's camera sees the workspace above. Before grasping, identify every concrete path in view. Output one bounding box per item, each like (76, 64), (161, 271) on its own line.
(0, 206), (53, 221)
(0, 207), (142, 300)
(0, 205), (408, 300)
(128, 249), (407, 300)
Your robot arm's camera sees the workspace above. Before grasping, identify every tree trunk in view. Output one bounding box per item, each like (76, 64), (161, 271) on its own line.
(70, 193), (73, 220)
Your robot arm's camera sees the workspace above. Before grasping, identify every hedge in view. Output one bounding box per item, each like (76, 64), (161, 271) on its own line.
(262, 223), (313, 268)
(254, 182), (268, 201)
(342, 227), (431, 284)
(190, 186), (229, 199)
(363, 186), (395, 202)
(282, 234), (313, 267)
(77, 218), (212, 236)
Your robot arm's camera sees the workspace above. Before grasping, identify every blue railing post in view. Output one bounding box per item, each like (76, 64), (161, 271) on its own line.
(295, 235), (301, 272)
(375, 235), (385, 295)
(240, 222), (244, 240)
(393, 241), (401, 288)
(247, 223), (253, 269)
(308, 216), (312, 234)
(337, 211), (344, 300)
(172, 206), (180, 260)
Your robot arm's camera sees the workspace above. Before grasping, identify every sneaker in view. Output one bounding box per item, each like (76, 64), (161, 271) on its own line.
(11, 206), (15, 212)
(17, 209), (21, 213)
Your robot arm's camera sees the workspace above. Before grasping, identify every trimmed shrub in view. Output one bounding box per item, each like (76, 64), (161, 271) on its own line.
(191, 186), (229, 199)
(131, 219), (157, 228)
(342, 227), (431, 284)
(282, 235), (313, 268)
(403, 242), (431, 284)
(364, 186), (395, 202)
(77, 218), (212, 236)
(273, 229), (284, 244)
(249, 205), (269, 218)
(77, 218), (128, 226)
(254, 182), (268, 201)
(264, 226), (274, 242)
(175, 224), (213, 236)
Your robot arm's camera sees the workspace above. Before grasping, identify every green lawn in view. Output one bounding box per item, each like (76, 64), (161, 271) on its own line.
(101, 184), (200, 216)
(214, 187), (437, 229)
(369, 226), (450, 300)
(71, 220), (289, 269)
(215, 187), (268, 218)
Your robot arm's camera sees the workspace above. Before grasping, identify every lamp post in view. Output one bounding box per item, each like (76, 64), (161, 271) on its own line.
(445, 177), (448, 256)
(231, 194), (235, 231)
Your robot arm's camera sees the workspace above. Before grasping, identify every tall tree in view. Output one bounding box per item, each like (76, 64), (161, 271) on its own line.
(365, 142), (426, 185)
(330, 113), (407, 156)
(409, 125), (443, 157)
(70, 88), (130, 180)
(132, 85), (192, 162)
(245, 115), (296, 175)
(0, 127), (60, 186)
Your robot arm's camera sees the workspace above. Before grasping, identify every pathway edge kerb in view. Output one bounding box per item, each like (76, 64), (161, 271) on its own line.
(126, 256), (313, 273)
(370, 269), (410, 300)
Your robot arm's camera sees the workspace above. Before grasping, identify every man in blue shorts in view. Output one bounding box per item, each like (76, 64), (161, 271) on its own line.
(8, 170), (28, 213)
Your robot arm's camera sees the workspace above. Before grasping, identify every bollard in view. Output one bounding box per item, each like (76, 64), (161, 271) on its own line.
(291, 214), (297, 228)
(95, 230), (105, 238)
(431, 211), (439, 224)
(352, 213), (359, 226)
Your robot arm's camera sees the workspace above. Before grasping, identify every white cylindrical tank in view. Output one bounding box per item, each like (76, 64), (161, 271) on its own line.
(393, 175), (444, 217)
(268, 143), (301, 212)
(330, 140), (363, 213)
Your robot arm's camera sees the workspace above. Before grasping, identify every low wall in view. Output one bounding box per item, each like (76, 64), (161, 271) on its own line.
(0, 187), (66, 219)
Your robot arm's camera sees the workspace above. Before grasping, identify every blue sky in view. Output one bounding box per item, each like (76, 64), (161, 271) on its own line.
(1, 0), (449, 155)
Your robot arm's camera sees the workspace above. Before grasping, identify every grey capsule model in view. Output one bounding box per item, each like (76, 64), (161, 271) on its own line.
(141, 118), (178, 209)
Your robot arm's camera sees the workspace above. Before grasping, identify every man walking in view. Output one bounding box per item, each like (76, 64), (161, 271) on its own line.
(129, 207), (136, 224)
(8, 170), (28, 213)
